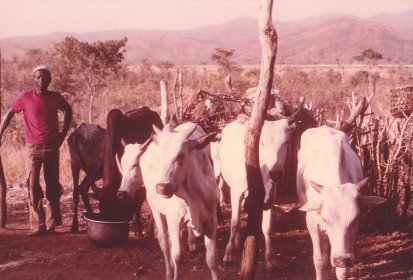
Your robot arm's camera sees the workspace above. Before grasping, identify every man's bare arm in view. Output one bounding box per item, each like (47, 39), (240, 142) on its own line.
(0, 109), (15, 144)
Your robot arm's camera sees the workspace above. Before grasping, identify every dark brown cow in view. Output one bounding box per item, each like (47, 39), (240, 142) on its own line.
(97, 107), (163, 222)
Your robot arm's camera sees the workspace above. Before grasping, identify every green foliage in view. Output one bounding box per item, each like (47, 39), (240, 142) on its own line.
(51, 36), (127, 122)
(52, 36), (128, 93)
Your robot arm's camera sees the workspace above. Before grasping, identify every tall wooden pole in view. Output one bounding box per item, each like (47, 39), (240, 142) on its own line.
(0, 43), (8, 228)
(240, 0), (277, 278)
(160, 80), (169, 125)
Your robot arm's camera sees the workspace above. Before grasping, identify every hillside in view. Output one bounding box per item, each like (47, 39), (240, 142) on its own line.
(1, 11), (412, 65)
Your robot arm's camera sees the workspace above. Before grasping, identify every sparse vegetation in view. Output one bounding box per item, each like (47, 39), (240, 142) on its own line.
(0, 28), (412, 279)
(1, 40), (413, 229)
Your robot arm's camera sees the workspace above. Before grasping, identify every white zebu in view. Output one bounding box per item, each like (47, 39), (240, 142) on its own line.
(297, 125), (386, 280)
(219, 113), (297, 268)
(119, 122), (219, 280)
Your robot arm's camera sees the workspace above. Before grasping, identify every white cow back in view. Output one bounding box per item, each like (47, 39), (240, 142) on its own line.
(219, 115), (295, 268)
(297, 125), (363, 204)
(220, 116), (294, 201)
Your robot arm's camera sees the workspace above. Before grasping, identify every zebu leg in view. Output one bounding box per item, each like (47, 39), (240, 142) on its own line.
(166, 213), (183, 280)
(187, 226), (197, 252)
(307, 213), (329, 280)
(335, 267), (349, 280)
(217, 176), (226, 208)
(152, 211), (173, 280)
(70, 167), (80, 233)
(79, 169), (100, 215)
(223, 190), (243, 264)
(204, 218), (218, 280)
(262, 207), (274, 269)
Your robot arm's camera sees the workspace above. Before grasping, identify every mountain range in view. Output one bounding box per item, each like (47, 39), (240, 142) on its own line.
(1, 10), (413, 65)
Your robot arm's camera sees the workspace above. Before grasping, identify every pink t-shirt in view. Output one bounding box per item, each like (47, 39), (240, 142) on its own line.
(11, 89), (71, 145)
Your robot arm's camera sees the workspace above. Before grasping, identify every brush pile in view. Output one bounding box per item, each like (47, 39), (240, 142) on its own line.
(390, 86), (413, 118)
(182, 89), (252, 132)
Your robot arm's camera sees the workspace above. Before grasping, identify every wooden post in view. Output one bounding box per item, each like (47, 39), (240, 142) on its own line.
(160, 80), (169, 125)
(88, 94), (94, 124)
(240, 0), (277, 279)
(178, 73), (183, 122)
(0, 45), (7, 228)
(224, 75), (233, 92)
(172, 71), (179, 121)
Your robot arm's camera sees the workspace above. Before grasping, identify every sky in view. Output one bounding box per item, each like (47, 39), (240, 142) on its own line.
(0, 0), (412, 38)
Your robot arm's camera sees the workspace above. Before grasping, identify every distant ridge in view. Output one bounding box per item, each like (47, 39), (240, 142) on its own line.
(1, 11), (412, 64)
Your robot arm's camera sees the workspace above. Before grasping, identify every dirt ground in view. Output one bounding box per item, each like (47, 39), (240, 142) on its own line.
(0, 183), (411, 280)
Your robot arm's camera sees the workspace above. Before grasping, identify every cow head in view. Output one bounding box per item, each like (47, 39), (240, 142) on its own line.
(116, 138), (151, 200)
(89, 185), (136, 220)
(300, 177), (386, 268)
(150, 122), (216, 199)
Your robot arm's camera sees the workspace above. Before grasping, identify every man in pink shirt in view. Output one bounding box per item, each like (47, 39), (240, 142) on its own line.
(0, 65), (72, 236)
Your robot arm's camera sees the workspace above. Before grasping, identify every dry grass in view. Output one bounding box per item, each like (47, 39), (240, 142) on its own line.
(1, 64), (412, 191)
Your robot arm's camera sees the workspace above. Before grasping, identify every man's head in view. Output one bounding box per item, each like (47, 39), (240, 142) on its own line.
(32, 65), (52, 93)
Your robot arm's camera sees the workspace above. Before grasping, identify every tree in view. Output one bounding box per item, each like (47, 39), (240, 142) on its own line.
(354, 48), (383, 94)
(210, 47), (241, 76)
(360, 48), (383, 65)
(53, 36), (127, 122)
(240, 0), (277, 279)
(157, 61), (174, 80)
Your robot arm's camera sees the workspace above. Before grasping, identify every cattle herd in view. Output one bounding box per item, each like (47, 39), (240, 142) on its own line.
(66, 101), (385, 280)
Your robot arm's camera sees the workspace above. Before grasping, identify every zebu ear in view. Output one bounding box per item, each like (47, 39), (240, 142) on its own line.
(309, 181), (323, 193)
(299, 202), (321, 212)
(182, 122), (198, 139)
(360, 195), (387, 207)
(190, 132), (218, 150)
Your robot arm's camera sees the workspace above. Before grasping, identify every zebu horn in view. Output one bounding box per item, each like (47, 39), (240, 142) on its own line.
(115, 153), (123, 176)
(340, 96), (367, 134)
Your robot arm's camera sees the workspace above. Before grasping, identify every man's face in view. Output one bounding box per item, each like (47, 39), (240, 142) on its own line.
(33, 69), (51, 91)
